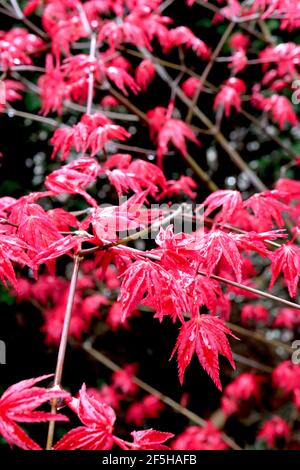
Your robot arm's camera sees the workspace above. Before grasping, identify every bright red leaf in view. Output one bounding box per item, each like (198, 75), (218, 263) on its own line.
(171, 315), (236, 389)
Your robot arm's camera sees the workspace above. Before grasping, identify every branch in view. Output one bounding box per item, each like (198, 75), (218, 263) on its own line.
(140, 48), (267, 192)
(108, 87), (219, 189)
(186, 22), (234, 123)
(228, 322), (293, 354)
(199, 270), (300, 312)
(46, 254), (82, 450)
(86, 32), (97, 115)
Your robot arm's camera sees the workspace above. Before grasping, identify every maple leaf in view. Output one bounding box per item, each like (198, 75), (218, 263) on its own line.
(0, 233), (31, 289)
(112, 364), (138, 396)
(104, 153), (133, 170)
(38, 54), (69, 115)
(84, 192), (153, 242)
(276, 178), (300, 201)
(234, 230), (286, 258)
(258, 416), (290, 448)
(0, 28), (44, 70)
(273, 308), (300, 329)
(45, 156), (102, 207)
(126, 395), (164, 426)
(163, 26), (210, 58)
(97, 19), (152, 51)
(118, 255), (189, 324)
(181, 77), (202, 98)
(32, 235), (82, 267)
(147, 104), (200, 167)
(47, 208), (79, 231)
(198, 230), (242, 282)
(221, 372), (264, 416)
(214, 78), (246, 117)
(106, 158), (166, 197)
(272, 360), (300, 394)
(171, 421), (228, 450)
(135, 59), (156, 92)
(87, 124), (131, 157)
(13, 203), (62, 254)
(54, 384), (116, 450)
(229, 50), (248, 74)
(243, 191), (289, 230)
(50, 113), (130, 160)
(0, 80), (24, 111)
(0, 375), (69, 450)
(129, 429), (174, 450)
(200, 190), (243, 224)
(229, 32), (249, 51)
(269, 243), (300, 298)
(171, 315), (236, 389)
(105, 65), (140, 96)
(158, 176), (198, 200)
(265, 95), (298, 129)
(241, 304), (269, 326)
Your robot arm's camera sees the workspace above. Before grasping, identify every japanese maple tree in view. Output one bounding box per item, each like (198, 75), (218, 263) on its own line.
(0, 0), (300, 452)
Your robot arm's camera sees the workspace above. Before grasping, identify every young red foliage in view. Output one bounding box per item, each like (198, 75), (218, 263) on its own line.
(171, 315), (236, 390)
(0, 375), (69, 450)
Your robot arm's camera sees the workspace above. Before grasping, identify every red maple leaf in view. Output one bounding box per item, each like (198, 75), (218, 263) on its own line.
(129, 429), (174, 450)
(171, 315), (236, 389)
(118, 259), (188, 324)
(54, 384), (116, 450)
(0, 375), (69, 450)
(105, 158), (166, 197)
(201, 190), (243, 224)
(147, 103), (200, 167)
(244, 191), (289, 230)
(32, 235), (82, 267)
(214, 78), (246, 117)
(45, 156), (102, 207)
(50, 113), (130, 160)
(269, 243), (300, 298)
(0, 233), (31, 289)
(198, 230), (242, 282)
(135, 59), (156, 92)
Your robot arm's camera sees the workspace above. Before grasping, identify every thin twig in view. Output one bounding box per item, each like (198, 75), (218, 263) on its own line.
(0, 106), (58, 127)
(108, 87), (219, 189)
(228, 322), (294, 354)
(46, 255), (82, 450)
(199, 271), (300, 312)
(86, 32), (97, 115)
(232, 352), (273, 373)
(79, 204), (185, 256)
(142, 51), (267, 192)
(186, 22), (234, 123)
(240, 109), (297, 160)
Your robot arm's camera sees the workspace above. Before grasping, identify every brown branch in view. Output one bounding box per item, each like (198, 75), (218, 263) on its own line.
(193, 0), (268, 42)
(108, 87), (219, 190)
(240, 109), (297, 160)
(199, 271), (300, 312)
(141, 48), (267, 192)
(186, 22), (235, 123)
(232, 352), (273, 373)
(228, 322), (293, 354)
